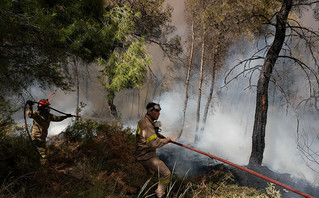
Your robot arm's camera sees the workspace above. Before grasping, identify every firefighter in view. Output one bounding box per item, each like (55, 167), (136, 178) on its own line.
(107, 100), (118, 118)
(26, 99), (72, 164)
(135, 102), (172, 198)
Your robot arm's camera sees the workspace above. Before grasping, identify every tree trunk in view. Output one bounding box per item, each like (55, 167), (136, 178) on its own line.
(73, 58), (80, 120)
(85, 64), (89, 102)
(249, 0), (292, 166)
(194, 26), (206, 143)
(144, 80), (150, 114)
(178, 21), (195, 139)
(138, 89), (141, 117)
(129, 92), (134, 119)
(200, 63), (215, 135)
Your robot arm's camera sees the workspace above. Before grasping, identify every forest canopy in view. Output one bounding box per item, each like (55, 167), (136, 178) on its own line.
(0, 0), (180, 105)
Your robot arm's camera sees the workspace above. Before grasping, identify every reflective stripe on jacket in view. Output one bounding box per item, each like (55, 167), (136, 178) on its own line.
(135, 115), (169, 161)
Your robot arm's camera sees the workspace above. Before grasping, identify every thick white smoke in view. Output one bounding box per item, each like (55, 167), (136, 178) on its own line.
(155, 68), (319, 186)
(17, 63), (111, 137)
(153, 39), (319, 186)
(15, 0), (319, 187)
(157, 1), (319, 186)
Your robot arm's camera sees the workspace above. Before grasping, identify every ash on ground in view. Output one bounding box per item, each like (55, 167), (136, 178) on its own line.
(157, 144), (319, 198)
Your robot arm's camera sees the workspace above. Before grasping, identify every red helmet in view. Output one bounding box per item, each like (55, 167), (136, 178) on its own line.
(38, 99), (50, 107)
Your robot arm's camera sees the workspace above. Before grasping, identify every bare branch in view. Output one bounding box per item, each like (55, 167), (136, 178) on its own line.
(296, 95), (319, 111)
(293, 1), (319, 7)
(269, 71), (300, 117)
(279, 55), (319, 86)
(287, 21), (319, 36)
(224, 43), (271, 87)
(223, 56), (264, 87)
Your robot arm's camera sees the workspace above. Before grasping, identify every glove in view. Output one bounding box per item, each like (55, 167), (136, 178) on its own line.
(26, 100), (34, 106)
(65, 114), (73, 118)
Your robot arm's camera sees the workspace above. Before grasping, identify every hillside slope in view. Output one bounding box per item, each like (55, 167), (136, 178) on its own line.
(2, 120), (316, 197)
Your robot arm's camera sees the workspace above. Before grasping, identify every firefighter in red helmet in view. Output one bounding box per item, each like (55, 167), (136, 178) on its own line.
(26, 99), (72, 164)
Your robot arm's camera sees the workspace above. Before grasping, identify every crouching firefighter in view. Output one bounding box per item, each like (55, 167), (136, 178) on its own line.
(26, 99), (72, 164)
(135, 102), (172, 198)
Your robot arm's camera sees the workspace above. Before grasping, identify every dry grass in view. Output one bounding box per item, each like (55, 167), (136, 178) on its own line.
(0, 120), (279, 198)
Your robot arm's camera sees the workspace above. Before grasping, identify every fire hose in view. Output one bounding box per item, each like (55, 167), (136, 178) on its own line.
(23, 102), (38, 151)
(169, 140), (316, 198)
(31, 101), (81, 118)
(23, 101), (80, 155)
(21, 103), (315, 197)
(23, 101), (82, 180)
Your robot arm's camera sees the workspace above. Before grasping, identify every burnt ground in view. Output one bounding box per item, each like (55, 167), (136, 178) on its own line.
(157, 144), (319, 198)
(234, 165), (319, 198)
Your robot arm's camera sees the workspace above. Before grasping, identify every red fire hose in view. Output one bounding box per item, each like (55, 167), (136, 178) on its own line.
(170, 140), (316, 198)
(32, 101), (81, 118)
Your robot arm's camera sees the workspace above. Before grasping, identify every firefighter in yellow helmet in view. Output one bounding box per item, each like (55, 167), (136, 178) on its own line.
(135, 102), (172, 198)
(26, 99), (72, 164)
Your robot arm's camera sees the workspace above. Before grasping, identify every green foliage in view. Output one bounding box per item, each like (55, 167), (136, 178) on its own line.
(108, 6), (136, 41)
(186, 0), (280, 39)
(97, 6), (151, 100)
(1, 0), (177, 106)
(63, 120), (100, 142)
(34, 0), (116, 62)
(0, 0), (72, 96)
(105, 39), (150, 91)
(128, 0), (174, 38)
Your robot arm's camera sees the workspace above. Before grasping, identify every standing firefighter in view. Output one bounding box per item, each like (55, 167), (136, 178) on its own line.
(135, 102), (172, 198)
(26, 99), (72, 164)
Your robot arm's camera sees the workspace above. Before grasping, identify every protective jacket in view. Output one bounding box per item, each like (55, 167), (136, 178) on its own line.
(135, 115), (169, 161)
(27, 107), (66, 141)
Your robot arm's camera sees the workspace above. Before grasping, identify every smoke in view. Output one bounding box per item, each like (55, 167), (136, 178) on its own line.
(152, 39), (319, 188)
(154, 74), (319, 188)
(151, 2), (319, 182)
(13, 0), (319, 188)
(165, 0), (186, 38)
(16, 63), (112, 137)
(118, 1), (319, 186)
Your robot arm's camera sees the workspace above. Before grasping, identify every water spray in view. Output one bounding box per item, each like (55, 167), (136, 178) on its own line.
(169, 140), (316, 198)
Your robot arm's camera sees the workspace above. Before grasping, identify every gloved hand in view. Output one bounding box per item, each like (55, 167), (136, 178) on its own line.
(157, 133), (166, 139)
(65, 114), (73, 118)
(26, 100), (34, 106)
